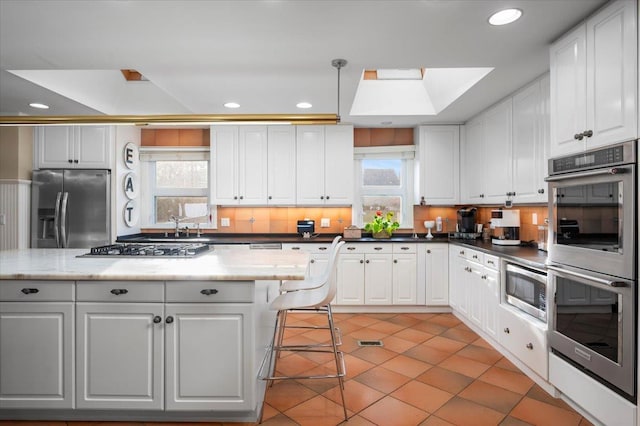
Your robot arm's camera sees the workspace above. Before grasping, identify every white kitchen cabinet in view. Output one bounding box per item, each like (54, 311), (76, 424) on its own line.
(283, 243), (332, 279)
(210, 126), (268, 205)
(550, 0), (637, 156)
(482, 268), (500, 340)
(76, 302), (164, 410)
(461, 117), (485, 204)
(165, 303), (254, 411)
(35, 126), (113, 169)
(483, 98), (513, 204)
(512, 76), (550, 204)
(448, 245), (463, 312)
(424, 243), (449, 306)
(498, 305), (548, 380)
(296, 125), (353, 205)
(75, 280), (165, 410)
(415, 125), (460, 205)
(267, 126), (296, 205)
(0, 301), (74, 409)
(335, 243), (415, 306)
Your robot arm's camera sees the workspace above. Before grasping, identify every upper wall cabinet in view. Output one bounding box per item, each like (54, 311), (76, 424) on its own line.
(512, 75), (550, 204)
(210, 126), (268, 205)
(415, 125), (460, 205)
(267, 126), (297, 205)
(550, 0), (637, 157)
(35, 126), (114, 169)
(462, 74), (549, 205)
(296, 125), (353, 206)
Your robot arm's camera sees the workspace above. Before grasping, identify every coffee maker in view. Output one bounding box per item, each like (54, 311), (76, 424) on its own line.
(457, 207), (477, 233)
(490, 209), (520, 246)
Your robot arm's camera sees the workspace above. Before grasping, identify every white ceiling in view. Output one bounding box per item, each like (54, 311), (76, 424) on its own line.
(0, 0), (608, 127)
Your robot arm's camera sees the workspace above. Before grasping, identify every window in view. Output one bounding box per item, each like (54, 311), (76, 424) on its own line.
(354, 148), (414, 228)
(140, 149), (214, 228)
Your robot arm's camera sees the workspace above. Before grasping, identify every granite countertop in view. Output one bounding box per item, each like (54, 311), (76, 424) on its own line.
(449, 239), (547, 269)
(0, 248), (310, 281)
(117, 232), (450, 245)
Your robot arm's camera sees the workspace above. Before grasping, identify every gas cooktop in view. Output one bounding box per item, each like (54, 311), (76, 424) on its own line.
(79, 243), (210, 258)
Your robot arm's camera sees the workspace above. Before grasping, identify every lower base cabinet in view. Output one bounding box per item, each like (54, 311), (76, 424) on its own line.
(76, 303), (164, 410)
(165, 303), (254, 411)
(0, 301), (74, 409)
(498, 305), (548, 380)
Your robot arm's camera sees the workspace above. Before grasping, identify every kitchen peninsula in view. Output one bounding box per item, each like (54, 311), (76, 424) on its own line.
(0, 248), (309, 422)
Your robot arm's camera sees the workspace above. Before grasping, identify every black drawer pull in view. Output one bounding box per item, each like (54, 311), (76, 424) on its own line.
(310, 259), (315, 263)
(504, 328), (510, 334)
(110, 289), (128, 295)
(374, 247), (383, 251)
(153, 316), (162, 324)
(166, 316), (174, 324)
(393, 259), (398, 263)
(526, 343), (534, 350)
(347, 247), (356, 251)
(21, 288), (39, 295)
(400, 247), (410, 250)
(319, 247), (327, 251)
(291, 247), (300, 250)
(201, 289), (219, 296)
(427, 249), (431, 254)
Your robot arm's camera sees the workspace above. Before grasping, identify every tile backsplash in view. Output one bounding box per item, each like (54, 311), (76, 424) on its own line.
(414, 204), (548, 242)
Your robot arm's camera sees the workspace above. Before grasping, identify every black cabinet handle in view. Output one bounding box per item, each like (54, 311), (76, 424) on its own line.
(347, 247), (356, 251)
(310, 259), (315, 263)
(319, 247), (327, 251)
(526, 343), (534, 350)
(480, 194), (485, 198)
(166, 316), (174, 324)
(326, 195), (330, 200)
(268, 196), (272, 200)
(538, 188), (545, 194)
(110, 289), (129, 295)
(21, 288), (39, 294)
(239, 196), (244, 200)
(504, 327), (510, 334)
(365, 260), (370, 264)
(400, 247), (410, 250)
(583, 130), (593, 138)
(320, 196), (324, 200)
(68, 159), (73, 163)
(427, 250), (431, 254)
(374, 247), (383, 251)
(200, 289), (219, 296)
(233, 196), (238, 200)
(291, 247), (300, 250)
(359, 259), (364, 264)
(153, 316), (162, 324)
(73, 159), (79, 164)
(574, 132), (584, 140)
(393, 259), (398, 263)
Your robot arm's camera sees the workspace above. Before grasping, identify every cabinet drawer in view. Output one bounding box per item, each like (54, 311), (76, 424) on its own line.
(283, 243), (330, 253)
(393, 243), (417, 254)
(484, 254), (500, 271)
(0, 280), (75, 301)
(344, 243), (392, 254)
(166, 281), (254, 303)
(498, 305), (548, 379)
(77, 281), (164, 302)
(465, 249), (484, 264)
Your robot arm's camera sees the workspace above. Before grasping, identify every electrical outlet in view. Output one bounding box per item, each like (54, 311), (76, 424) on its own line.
(532, 213), (538, 225)
(221, 217), (230, 227)
(0, 213), (5, 225)
(321, 218), (330, 227)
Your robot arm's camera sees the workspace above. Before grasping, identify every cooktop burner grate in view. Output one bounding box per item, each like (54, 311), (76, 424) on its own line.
(81, 243), (210, 258)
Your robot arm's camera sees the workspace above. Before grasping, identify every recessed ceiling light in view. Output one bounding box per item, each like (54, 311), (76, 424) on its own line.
(488, 8), (522, 26)
(296, 102), (312, 109)
(223, 102), (240, 109)
(29, 102), (49, 109)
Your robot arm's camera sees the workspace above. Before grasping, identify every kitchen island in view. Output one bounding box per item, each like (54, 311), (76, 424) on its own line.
(0, 248), (309, 422)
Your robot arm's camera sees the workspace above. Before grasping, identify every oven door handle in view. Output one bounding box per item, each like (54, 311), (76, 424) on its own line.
(545, 166), (630, 182)
(546, 264), (627, 288)
(506, 264), (546, 283)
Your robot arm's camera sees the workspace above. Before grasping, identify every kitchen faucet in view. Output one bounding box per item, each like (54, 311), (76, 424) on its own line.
(170, 215), (182, 237)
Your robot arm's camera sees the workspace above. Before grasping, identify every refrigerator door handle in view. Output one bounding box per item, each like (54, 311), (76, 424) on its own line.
(53, 191), (62, 248)
(60, 192), (69, 248)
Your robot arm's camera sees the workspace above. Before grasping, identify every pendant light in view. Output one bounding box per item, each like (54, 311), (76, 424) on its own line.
(331, 58), (347, 122)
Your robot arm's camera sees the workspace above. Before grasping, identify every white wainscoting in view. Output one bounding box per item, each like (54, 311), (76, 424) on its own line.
(0, 179), (30, 251)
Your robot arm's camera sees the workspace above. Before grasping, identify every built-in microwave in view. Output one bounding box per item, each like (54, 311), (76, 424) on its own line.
(503, 261), (548, 322)
(545, 140), (636, 280)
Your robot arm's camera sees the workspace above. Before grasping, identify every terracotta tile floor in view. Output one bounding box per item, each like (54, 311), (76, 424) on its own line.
(0, 313), (595, 426)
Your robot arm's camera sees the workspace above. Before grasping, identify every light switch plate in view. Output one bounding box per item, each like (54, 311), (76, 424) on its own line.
(321, 218), (330, 227)
(221, 217), (230, 227)
(532, 213), (538, 225)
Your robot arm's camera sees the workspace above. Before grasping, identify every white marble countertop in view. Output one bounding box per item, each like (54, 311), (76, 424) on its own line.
(0, 248), (310, 281)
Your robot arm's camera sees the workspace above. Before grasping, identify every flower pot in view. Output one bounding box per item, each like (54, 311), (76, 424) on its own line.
(372, 231), (391, 239)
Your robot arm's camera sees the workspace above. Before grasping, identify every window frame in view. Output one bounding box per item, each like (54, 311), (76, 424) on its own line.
(353, 146), (415, 229)
(139, 147), (216, 229)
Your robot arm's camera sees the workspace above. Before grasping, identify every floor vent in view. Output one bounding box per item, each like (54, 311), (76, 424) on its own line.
(357, 340), (384, 347)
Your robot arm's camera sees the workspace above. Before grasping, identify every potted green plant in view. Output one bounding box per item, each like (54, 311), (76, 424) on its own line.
(364, 211), (400, 238)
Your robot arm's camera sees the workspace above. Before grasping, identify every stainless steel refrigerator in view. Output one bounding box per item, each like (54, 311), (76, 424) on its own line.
(31, 169), (111, 248)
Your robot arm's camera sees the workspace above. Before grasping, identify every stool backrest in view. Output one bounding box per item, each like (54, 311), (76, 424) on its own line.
(316, 240), (345, 306)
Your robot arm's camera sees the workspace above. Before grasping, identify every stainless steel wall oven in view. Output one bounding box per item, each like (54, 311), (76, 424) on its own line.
(546, 140), (637, 402)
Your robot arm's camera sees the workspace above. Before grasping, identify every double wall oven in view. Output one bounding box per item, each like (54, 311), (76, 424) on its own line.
(546, 140), (637, 401)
